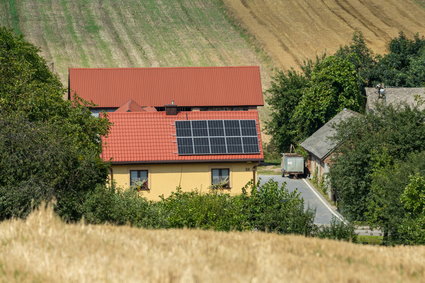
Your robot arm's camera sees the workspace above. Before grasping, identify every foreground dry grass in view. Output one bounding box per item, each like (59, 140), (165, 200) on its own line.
(224, 0), (425, 69)
(1, 208), (424, 282)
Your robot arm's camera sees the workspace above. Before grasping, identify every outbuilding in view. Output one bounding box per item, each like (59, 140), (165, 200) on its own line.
(300, 109), (360, 199)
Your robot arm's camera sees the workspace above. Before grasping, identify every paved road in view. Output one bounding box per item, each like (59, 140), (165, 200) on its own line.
(259, 175), (344, 225)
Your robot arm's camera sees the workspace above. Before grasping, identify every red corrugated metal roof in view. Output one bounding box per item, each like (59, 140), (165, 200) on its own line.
(101, 110), (264, 163)
(69, 66), (264, 108)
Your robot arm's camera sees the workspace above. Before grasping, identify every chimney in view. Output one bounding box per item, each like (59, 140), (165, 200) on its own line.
(165, 100), (178, 115)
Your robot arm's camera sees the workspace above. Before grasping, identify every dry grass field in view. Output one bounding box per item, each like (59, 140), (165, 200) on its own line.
(1, 207), (424, 282)
(0, 0), (270, 84)
(224, 0), (425, 69)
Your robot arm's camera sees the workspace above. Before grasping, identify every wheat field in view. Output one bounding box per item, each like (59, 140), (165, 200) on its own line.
(0, 207), (424, 282)
(224, 0), (425, 69)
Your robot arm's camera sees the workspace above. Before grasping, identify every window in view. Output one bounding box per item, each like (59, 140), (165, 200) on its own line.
(130, 170), (149, 190)
(211, 168), (230, 188)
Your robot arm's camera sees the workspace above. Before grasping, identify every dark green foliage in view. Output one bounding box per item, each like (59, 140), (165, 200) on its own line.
(330, 105), (425, 220)
(329, 104), (425, 244)
(266, 68), (310, 152)
(246, 180), (316, 235)
(366, 152), (425, 244)
(0, 27), (110, 220)
(0, 114), (109, 221)
(79, 180), (359, 241)
(266, 32), (425, 155)
(371, 32), (425, 87)
(291, 56), (363, 139)
(156, 188), (249, 231)
(82, 185), (161, 228)
(314, 218), (357, 242)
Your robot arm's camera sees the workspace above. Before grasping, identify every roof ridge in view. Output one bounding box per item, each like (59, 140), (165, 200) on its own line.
(69, 66), (260, 71)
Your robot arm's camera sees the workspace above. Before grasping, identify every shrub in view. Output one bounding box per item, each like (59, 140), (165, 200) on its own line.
(247, 180), (316, 235)
(82, 185), (159, 228)
(314, 218), (357, 242)
(156, 188), (249, 231)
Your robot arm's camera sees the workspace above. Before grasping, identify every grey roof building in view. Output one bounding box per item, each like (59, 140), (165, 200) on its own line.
(365, 87), (425, 112)
(300, 109), (360, 160)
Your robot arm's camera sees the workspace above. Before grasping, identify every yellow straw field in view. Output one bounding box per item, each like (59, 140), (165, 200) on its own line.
(224, 0), (425, 69)
(1, 207), (424, 282)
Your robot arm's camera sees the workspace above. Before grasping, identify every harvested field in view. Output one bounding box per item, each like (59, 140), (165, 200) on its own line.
(223, 0), (425, 69)
(0, 0), (270, 84)
(1, 207), (424, 282)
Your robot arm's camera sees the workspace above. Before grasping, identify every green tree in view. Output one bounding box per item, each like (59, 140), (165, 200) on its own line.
(335, 31), (376, 86)
(330, 104), (425, 223)
(366, 152), (425, 244)
(291, 56), (363, 139)
(398, 173), (425, 245)
(265, 69), (309, 152)
(0, 27), (110, 221)
(371, 32), (425, 87)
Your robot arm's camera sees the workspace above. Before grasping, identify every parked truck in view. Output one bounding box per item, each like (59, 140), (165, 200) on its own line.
(281, 153), (305, 178)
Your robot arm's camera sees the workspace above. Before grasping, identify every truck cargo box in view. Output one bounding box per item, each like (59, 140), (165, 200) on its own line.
(281, 154), (304, 177)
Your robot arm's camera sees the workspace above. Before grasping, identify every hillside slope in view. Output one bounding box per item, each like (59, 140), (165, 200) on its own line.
(223, 0), (425, 69)
(0, 0), (269, 83)
(1, 208), (424, 282)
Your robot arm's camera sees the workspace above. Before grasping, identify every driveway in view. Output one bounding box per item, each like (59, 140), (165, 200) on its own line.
(259, 175), (345, 225)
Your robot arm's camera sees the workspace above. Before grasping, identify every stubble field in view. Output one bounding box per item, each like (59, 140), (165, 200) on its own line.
(224, 0), (425, 69)
(0, 207), (424, 282)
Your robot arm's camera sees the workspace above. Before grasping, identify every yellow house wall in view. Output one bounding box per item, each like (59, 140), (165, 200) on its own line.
(110, 162), (258, 201)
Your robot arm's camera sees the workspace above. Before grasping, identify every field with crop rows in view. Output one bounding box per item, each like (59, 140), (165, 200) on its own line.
(224, 0), (425, 69)
(0, 0), (271, 84)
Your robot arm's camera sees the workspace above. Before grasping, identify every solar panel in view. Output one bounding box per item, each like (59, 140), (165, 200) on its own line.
(177, 137), (193, 154)
(175, 120), (260, 155)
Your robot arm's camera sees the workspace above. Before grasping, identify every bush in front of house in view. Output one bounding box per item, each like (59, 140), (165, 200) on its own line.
(155, 188), (249, 231)
(246, 180), (316, 235)
(80, 180), (356, 242)
(82, 185), (163, 228)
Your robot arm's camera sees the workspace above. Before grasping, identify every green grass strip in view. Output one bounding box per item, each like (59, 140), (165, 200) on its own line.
(8, 0), (21, 34)
(59, 0), (89, 67)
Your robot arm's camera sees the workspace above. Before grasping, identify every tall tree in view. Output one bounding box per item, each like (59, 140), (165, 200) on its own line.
(265, 69), (309, 152)
(0, 27), (110, 221)
(291, 56), (363, 140)
(330, 104), (425, 223)
(371, 32), (425, 87)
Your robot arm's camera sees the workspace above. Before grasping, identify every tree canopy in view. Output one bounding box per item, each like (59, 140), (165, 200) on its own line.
(266, 32), (425, 153)
(329, 103), (425, 244)
(0, 27), (110, 221)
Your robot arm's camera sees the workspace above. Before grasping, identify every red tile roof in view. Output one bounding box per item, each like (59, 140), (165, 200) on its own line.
(69, 66), (264, 108)
(101, 111), (264, 163)
(115, 100), (144, 112)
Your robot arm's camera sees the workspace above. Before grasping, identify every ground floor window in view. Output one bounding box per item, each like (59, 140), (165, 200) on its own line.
(211, 168), (230, 188)
(130, 170), (149, 190)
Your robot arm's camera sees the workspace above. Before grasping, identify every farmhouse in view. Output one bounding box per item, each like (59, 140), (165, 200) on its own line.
(300, 109), (359, 199)
(69, 66), (264, 200)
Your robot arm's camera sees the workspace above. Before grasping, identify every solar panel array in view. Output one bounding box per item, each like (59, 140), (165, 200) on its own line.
(176, 120), (260, 155)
